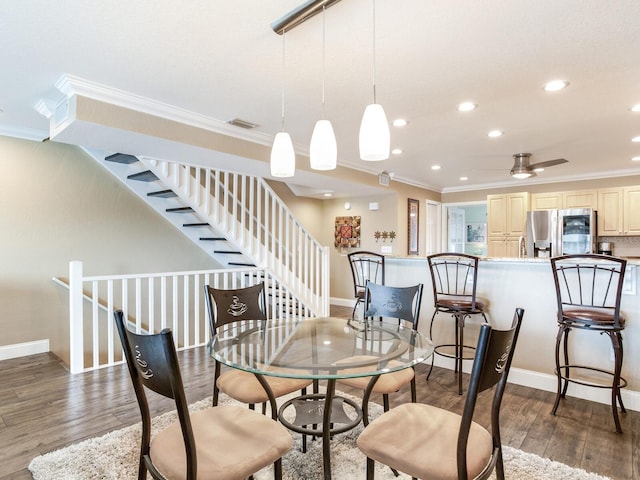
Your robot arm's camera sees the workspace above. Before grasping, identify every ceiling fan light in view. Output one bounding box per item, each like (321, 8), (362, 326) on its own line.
(310, 119), (337, 170)
(359, 103), (390, 161)
(510, 167), (535, 179)
(270, 131), (295, 177)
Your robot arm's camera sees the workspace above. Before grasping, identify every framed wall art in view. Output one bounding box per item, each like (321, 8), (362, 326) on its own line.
(408, 198), (419, 255)
(334, 216), (361, 249)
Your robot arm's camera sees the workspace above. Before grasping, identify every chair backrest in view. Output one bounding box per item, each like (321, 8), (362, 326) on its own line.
(363, 281), (424, 329)
(203, 282), (267, 336)
(427, 252), (481, 310)
(348, 251), (385, 297)
(457, 308), (524, 480)
(114, 310), (197, 480)
(550, 254), (626, 327)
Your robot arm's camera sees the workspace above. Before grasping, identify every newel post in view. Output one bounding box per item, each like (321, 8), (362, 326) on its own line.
(69, 260), (84, 373)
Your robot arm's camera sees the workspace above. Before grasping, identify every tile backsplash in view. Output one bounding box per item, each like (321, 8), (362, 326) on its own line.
(598, 236), (640, 257)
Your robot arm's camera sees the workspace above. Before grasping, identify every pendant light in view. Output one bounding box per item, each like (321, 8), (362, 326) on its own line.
(359, 0), (390, 161)
(310, 3), (337, 171)
(271, 30), (296, 178)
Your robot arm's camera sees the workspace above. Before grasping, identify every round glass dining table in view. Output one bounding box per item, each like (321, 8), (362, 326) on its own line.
(210, 316), (434, 480)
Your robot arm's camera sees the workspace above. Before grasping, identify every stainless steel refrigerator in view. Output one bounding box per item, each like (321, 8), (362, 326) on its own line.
(526, 210), (559, 258)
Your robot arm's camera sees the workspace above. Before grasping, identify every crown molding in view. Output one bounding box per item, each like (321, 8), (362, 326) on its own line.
(0, 125), (48, 141)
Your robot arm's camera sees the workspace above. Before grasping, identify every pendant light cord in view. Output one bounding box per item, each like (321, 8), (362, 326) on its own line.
(372, 0), (377, 104)
(281, 30), (286, 131)
(321, 4), (327, 118)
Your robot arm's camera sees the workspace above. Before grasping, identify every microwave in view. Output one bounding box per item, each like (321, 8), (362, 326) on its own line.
(559, 208), (597, 255)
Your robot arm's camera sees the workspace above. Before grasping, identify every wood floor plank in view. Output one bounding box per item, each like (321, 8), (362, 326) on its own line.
(0, 305), (636, 479)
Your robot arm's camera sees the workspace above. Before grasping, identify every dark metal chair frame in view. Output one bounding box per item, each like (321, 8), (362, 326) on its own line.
(362, 308), (525, 480)
(426, 252), (487, 395)
(550, 254), (627, 433)
(347, 251), (385, 319)
(114, 310), (286, 480)
(346, 281), (424, 425)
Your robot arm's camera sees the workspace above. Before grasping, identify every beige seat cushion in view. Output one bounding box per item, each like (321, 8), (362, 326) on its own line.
(217, 369), (312, 404)
(335, 355), (414, 393)
(151, 405), (292, 480)
(357, 403), (493, 480)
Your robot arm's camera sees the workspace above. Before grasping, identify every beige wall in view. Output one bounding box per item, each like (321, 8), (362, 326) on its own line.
(0, 136), (217, 358)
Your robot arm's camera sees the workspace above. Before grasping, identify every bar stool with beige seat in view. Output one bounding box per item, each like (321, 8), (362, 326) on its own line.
(426, 252), (488, 395)
(550, 254), (627, 433)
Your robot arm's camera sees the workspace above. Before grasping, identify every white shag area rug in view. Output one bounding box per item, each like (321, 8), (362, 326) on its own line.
(29, 393), (611, 480)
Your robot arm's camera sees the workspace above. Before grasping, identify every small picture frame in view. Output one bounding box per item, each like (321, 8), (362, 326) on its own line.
(408, 198), (419, 255)
(466, 223), (487, 243)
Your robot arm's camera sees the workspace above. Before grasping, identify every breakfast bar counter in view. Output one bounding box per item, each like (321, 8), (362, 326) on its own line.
(382, 256), (640, 410)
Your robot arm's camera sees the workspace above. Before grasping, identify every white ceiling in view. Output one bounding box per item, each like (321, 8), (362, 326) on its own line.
(1, 0), (640, 196)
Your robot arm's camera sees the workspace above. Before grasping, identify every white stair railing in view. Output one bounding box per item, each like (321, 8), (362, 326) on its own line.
(65, 260), (310, 373)
(140, 157), (330, 317)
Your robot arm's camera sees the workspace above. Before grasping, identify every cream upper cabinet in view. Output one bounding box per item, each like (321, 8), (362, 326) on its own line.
(530, 192), (562, 211)
(598, 188), (623, 235)
(624, 186), (640, 235)
(487, 192), (529, 257)
(597, 186), (640, 236)
(563, 189), (598, 210)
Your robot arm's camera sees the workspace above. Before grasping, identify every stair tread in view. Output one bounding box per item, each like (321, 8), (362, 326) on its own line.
(200, 237), (226, 241)
(148, 189), (177, 198)
(228, 262), (257, 267)
(183, 222), (210, 227)
(214, 250), (243, 255)
(105, 153), (138, 164)
(128, 170), (158, 182)
(166, 207), (194, 213)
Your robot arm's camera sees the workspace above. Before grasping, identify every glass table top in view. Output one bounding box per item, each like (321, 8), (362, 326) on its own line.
(210, 316), (434, 380)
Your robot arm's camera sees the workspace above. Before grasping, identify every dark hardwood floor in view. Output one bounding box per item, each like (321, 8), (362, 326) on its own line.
(1, 305), (637, 479)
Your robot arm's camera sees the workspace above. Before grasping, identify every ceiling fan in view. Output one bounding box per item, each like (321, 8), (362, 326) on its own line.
(510, 153), (568, 179)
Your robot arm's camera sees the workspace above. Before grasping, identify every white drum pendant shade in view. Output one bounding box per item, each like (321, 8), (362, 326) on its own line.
(270, 131), (295, 177)
(359, 103), (390, 161)
(310, 119), (337, 170)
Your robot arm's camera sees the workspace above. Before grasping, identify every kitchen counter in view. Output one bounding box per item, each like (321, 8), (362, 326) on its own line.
(382, 255), (640, 411)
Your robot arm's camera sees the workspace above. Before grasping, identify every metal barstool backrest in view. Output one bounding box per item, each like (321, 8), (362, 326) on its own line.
(550, 254), (626, 329)
(427, 252), (482, 313)
(348, 251), (385, 298)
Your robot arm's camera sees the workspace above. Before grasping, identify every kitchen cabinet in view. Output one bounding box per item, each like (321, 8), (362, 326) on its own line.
(597, 186), (640, 235)
(530, 192), (562, 210)
(563, 189), (598, 210)
(487, 192), (529, 257)
(530, 189), (597, 211)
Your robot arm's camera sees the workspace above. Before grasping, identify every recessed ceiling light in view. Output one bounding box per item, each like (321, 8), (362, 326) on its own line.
(392, 118), (408, 127)
(457, 102), (477, 112)
(323, 193), (332, 197)
(460, 176), (468, 181)
(391, 148), (403, 155)
(431, 165), (441, 170)
(632, 136), (640, 143)
(633, 156), (640, 161)
(488, 130), (503, 138)
(543, 80), (569, 92)
(630, 104), (640, 113)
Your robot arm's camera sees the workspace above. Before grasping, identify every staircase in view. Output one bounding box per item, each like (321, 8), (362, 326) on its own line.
(89, 151), (329, 317)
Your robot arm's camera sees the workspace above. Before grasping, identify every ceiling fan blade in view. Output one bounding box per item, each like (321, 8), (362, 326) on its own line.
(528, 158), (568, 169)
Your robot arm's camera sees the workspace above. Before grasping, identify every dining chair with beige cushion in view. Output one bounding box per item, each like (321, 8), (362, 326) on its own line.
(204, 282), (312, 416)
(336, 281), (423, 425)
(114, 310), (292, 480)
(357, 308), (524, 480)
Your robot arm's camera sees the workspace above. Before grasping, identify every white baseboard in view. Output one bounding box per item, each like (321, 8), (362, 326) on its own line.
(431, 354), (640, 412)
(330, 297), (354, 308)
(0, 340), (50, 361)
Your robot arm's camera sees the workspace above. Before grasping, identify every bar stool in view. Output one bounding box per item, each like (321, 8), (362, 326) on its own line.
(550, 254), (627, 433)
(426, 253), (487, 395)
(347, 251), (385, 319)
